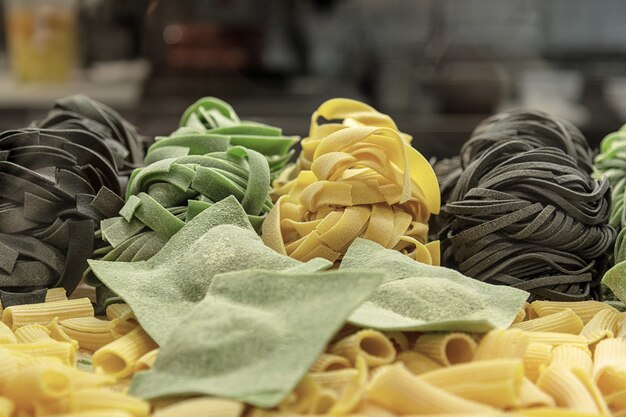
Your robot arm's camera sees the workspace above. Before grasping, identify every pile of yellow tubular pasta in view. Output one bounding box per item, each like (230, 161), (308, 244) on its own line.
(263, 99), (441, 264)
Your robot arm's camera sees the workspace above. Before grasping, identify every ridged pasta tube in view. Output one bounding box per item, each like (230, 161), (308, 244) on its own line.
(593, 338), (626, 394)
(92, 326), (157, 379)
(395, 351), (441, 375)
(307, 369), (359, 392)
(14, 324), (54, 343)
(365, 363), (495, 414)
(414, 332), (477, 365)
(580, 308), (621, 344)
(511, 308), (583, 334)
(4, 365), (71, 408)
(3, 341), (75, 366)
(418, 359), (524, 408)
(2, 298), (94, 329)
(329, 355), (368, 415)
(331, 329), (396, 367)
(474, 329), (529, 361)
(60, 317), (115, 351)
(69, 388), (150, 417)
(309, 353), (352, 372)
(550, 345), (593, 376)
(524, 332), (588, 350)
(278, 376), (320, 414)
(530, 300), (616, 324)
(519, 378), (556, 408)
(0, 321), (16, 344)
(523, 342), (553, 382)
(133, 348), (159, 373)
(537, 367), (605, 414)
(151, 397), (244, 417)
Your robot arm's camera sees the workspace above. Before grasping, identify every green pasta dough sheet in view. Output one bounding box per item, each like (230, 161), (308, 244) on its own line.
(341, 239), (530, 332)
(129, 269), (383, 407)
(88, 196), (305, 345)
(602, 262), (626, 304)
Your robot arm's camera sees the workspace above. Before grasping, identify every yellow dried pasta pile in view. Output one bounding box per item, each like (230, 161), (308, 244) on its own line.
(0, 292), (154, 417)
(264, 99), (441, 264)
(241, 301), (626, 417)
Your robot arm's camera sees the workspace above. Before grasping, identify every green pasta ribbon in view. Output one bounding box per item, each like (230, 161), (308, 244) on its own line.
(87, 145), (272, 307)
(148, 97), (299, 175)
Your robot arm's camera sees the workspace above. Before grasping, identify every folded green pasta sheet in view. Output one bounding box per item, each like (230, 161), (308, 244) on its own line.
(88, 146), (274, 307)
(435, 110), (614, 301)
(129, 269), (383, 406)
(149, 97), (299, 174)
(0, 96), (142, 306)
(340, 239), (529, 332)
(89, 196), (317, 345)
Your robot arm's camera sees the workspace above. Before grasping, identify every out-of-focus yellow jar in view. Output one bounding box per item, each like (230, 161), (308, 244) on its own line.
(4, 0), (77, 83)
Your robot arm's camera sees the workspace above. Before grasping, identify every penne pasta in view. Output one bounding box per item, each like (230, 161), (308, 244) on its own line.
(134, 348), (160, 373)
(45, 288), (68, 303)
(151, 397), (244, 417)
(530, 300), (616, 324)
(69, 388), (149, 417)
(473, 329), (528, 361)
(0, 348), (19, 390)
(46, 318), (80, 351)
(383, 332), (410, 352)
(309, 353), (352, 372)
(414, 332), (476, 366)
(92, 326), (157, 379)
(60, 317), (115, 351)
(356, 401), (397, 417)
(593, 337), (626, 394)
(418, 358), (524, 408)
(2, 341), (75, 366)
(536, 366), (601, 414)
(518, 377), (556, 408)
(549, 345), (593, 376)
(312, 389), (338, 414)
(14, 324), (54, 344)
(524, 332), (588, 350)
(395, 351), (441, 375)
(571, 368), (611, 415)
(523, 342), (553, 382)
(513, 307), (527, 324)
(278, 375), (320, 414)
(2, 298), (94, 330)
(580, 308), (621, 344)
(329, 355), (368, 415)
(105, 303), (134, 321)
(365, 363), (495, 414)
(511, 309), (583, 334)
(0, 321), (16, 344)
(331, 329), (396, 367)
(308, 369), (359, 392)
(4, 365), (71, 409)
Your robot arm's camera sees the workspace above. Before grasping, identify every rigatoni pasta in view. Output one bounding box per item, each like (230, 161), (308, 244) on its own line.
(2, 298), (94, 329)
(151, 397), (244, 417)
(536, 366), (603, 414)
(278, 376), (320, 413)
(580, 308), (621, 344)
(69, 388), (150, 417)
(474, 329), (528, 361)
(309, 353), (352, 372)
(510, 308), (583, 334)
(530, 300), (616, 324)
(331, 329), (396, 366)
(60, 317), (115, 351)
(549, 345), (593, 376)
(395, 351), (441, 375)
(92, 326), (158, 379)
(413, 332), (477, 366)
(593, 337), (626, 394)
(523, 342), (553, 382)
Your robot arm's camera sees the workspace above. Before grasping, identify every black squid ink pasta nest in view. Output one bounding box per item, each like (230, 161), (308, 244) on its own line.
(0, 95), (144, 306)
(435, 110), (615, 301)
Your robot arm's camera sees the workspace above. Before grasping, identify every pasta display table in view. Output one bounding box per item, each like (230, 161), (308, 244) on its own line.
(0, 96), (625, 417)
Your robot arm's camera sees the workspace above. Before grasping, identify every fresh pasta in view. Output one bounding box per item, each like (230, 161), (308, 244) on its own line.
(523, 342), (553, 382)
(473, 329), (528, 361)
(413, 332), (477, 366)
(151, 397), (244, 417)
(60, 317), (116, 351)
(550, 345), (593, 376)
(69, 388), (150, 417)
(530, 300), (616, 324)
(396, 351), (441, 375)
(536, 366), (603, 414)
(331, 329), (396, 366)
(580, 308), (621, 344)
(278, 376), (320, 413)
(309, 353), (352, 372)
(92, 326), (158, 379)
(2, 298), (94, 329)
(593, 337), (626, 394)
(511, 308), (583, 334)
(134, 348), (160, 373)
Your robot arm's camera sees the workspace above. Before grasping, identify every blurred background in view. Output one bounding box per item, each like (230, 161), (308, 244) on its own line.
(1, 0), (626, 158)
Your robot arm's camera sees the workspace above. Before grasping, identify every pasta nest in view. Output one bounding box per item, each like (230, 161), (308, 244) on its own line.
(437, 110), (615, 301)
(593, 124), (626, 264)
(171, 97), (299, 176)
(0, 95), (142, 305)
(264, 98), (440, 264)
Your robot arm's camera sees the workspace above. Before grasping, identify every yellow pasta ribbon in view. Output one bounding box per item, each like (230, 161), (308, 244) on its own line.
(265, 99), (440, 264)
